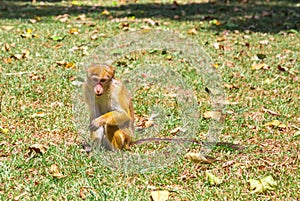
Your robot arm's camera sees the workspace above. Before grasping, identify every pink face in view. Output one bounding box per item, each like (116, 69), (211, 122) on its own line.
(94, 83), (104, 96)
(87, 65), (114, 96)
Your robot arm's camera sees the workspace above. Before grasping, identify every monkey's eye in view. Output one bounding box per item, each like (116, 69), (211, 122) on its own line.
(92, 77), (99, 83)
(100, 79), (107, 83)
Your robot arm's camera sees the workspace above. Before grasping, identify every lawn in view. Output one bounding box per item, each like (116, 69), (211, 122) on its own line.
(0, 0), (299, 200)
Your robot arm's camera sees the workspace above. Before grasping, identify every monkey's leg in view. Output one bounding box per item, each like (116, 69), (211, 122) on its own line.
(106, 126), (132, 150)
(89, 111), (132, 131)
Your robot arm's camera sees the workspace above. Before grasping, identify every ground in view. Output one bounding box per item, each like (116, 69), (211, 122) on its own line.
(0, 0), (299, 200)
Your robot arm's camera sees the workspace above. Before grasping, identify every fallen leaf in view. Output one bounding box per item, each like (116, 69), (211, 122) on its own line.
(143, 18), (158, 26)
(76, 14), (87, 21)
(248, 175), (277, 194)
(91, 34), (98, 40)
(11, 54), (23, 60)
(2, 58), (12, 64)
(206, 171), (222, 185)
(222, 160), (235, 168)
(79, 187), (87, 199)
(56, 60), (67, 66)
(145, 120), (154, 128)
(22, 49), (30, 58)
(101, 9), (110, 16)
(187, 28), (197, 35)
(50, 35), (66, 41)
(69, 28), (79, 35)
(259, 40), (269, 45)
(1, 25), (14, 31)
(151, 190), (170, 201)
(65, 62), (76, 69)
(184, 152), (217, 163)
(0, 127), (9, 134)
(203, 111), (223, 121)
(31, 111), (47, 118)
(49, 164), (65, 179)
(170, 127), (185, 134)
(55, 14), (69, 22)
(3, 43), (10, 51)
(265, 120), (286, 128)
(216, 36), (226, 42)
(251, 63), (269, 70)
(224, 83), (238, 89)
(29, 144), (47, 155)
(277, 65), (289, 72)
(203, 111), (212, 119)
(29, 19), (37, 24)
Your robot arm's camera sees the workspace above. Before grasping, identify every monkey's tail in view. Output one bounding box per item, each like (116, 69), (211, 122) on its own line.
(131, 138), (202, 145)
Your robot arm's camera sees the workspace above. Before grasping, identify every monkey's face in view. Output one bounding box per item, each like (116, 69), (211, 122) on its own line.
(86, 64), (115, 96)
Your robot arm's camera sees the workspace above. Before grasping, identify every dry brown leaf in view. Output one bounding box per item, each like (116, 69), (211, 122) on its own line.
(22, 49), (30, 58)
(91, 34), (98, 40)
(11, 54), (23, 60)
(29, 144), (47, 155)
(65, 62), (76, 69)
(264, 120), (286, 128)
(187, 28), (197, 35)
(56, 61), (67, 66)
(203, 111), (223, 121)
(170, 127), (184, 134)
(251, 63), (269, 70)
(76, 14), (87, 21)
(259, 40), (269, 45)
(69, 28), (79, 35)
(55, 14), (69, 22)
(1, 25), (14, 31)
(143, 18), (158, 26)
(2, 58), (12, 64)
(31, 111), (46, 118)
(222, 160), (235, 168)
(79, 187), (87, 199)
(184, 152), (217, 163)
(203, 111), (212, 119)
(217, 37), (226, 42)
(145, 120), (154, 128)
(29, 19), (37, 24)
(151, 190), (170, 201)
(3, 43), (10, 51)
(224, 83), (238, 89)
(49, 164), (65, 179)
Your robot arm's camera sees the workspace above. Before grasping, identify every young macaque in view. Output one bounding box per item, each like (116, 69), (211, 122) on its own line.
(83, 64), (244, 152)
(84, 63), (134, 151)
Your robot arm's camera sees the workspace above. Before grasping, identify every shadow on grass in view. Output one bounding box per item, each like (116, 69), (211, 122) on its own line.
(0, 0), (299, 33)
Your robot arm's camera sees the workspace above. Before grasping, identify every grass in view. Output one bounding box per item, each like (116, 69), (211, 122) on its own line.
(0, 0), (299, 200)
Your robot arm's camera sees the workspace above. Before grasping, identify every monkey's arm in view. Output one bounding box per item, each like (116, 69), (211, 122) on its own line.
(89, 110), (132, 131)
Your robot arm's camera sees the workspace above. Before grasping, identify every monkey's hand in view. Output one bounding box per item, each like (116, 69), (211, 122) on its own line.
(89, 117), (106, 131)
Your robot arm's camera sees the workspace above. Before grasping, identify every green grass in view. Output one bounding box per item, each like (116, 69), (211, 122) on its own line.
(0, 0), (299, 200)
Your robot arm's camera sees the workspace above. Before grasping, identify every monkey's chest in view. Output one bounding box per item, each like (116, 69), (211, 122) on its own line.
(95, 96), (113, 114)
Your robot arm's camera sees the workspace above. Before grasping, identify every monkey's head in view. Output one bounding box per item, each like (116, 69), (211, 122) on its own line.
(86, 64), (115, 96)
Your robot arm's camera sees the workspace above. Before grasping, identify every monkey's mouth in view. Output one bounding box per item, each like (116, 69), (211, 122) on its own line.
(94, 84), (103, 96)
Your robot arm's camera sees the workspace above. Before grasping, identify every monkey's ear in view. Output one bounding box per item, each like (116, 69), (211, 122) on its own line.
(109, 65), (115, 79)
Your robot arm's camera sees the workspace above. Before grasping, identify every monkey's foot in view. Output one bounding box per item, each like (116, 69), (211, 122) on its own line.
(89, 118), (105, 131)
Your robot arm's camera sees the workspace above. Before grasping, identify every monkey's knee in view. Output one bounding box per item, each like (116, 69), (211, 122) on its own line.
(111, 130), (131, 150)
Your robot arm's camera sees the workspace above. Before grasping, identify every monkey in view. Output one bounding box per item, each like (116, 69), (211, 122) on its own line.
(83, 64), (244, 152)
(84, 63), (134, 151)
